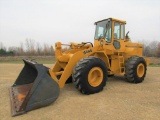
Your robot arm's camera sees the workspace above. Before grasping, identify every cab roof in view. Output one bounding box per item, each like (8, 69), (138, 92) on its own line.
(94, 18), (126, 25)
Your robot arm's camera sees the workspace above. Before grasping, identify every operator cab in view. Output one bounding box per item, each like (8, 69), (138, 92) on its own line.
(94, 18), (126, 49)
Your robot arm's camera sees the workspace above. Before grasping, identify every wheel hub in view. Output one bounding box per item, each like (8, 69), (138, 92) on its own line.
(137, 63), (145, 78)
(88, 67), (103, 87)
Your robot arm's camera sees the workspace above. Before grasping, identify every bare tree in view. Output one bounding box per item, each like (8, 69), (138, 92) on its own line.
(25, 38), (30, 53)
(36, 42), (42, 55)
(43, 43), (49, 56)
(20, 42), (24, 55)
(144, 46), (151, 57)
(8, 46), (20, 56)
(50, 46), (55, 56)
(25, 38), (35, 55)
(43, 43), (54, 56)
(149, 41), (158, 57)
(157, 42), (160, 57)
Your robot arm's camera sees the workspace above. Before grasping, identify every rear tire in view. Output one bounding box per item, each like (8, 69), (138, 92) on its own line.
(72, 56), (107, 94)
(125, 56), (147, 83)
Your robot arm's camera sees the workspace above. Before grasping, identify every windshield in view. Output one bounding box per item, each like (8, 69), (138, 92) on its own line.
(94, 20), (111, 42)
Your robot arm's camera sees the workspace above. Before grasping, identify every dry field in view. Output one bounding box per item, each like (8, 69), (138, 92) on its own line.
(0, 56), (159, 64)
(0, 64), (160, 120)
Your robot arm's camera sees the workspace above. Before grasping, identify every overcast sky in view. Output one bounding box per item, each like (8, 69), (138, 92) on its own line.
(0, 0), (160, 49)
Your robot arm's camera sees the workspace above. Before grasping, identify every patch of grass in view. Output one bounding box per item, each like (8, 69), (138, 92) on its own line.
(149, 63), (160, 67)
(0, 56), (55, 64)
(149, 57), (160, 64)
(36, 60), (55, 64)
(0, 60), (23, 64)
(0, 60), (55, 64)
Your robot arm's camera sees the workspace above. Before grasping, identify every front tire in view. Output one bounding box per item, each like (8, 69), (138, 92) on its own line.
(72, 56), (108, 94)
(125, 56), (147, 83)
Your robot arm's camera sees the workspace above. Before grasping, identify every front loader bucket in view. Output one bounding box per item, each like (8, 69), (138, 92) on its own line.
(9, 59), (60, 116)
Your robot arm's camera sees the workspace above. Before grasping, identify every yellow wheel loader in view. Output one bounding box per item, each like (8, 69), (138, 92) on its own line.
(9, 18), (150, 116)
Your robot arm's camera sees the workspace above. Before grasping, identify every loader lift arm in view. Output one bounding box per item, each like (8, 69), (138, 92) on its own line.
(49, 44), (105, 88)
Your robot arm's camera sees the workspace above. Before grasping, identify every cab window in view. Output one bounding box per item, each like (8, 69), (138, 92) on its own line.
(114, 22), (120, 40)
(121, 24), (125, 39)
(94, 21), (107, 40)
(105, 22), (112, 42)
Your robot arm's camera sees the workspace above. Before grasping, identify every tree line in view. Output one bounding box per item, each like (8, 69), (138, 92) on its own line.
(0, 39), (160, 57)
(139, 40), (160, 57)
(0, 39), (55, 56)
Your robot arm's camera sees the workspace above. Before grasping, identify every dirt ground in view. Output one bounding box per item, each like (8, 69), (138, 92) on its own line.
(0, 64), (160, 120)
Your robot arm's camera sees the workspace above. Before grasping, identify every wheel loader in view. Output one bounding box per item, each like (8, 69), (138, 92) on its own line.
(9, 18), (150, 116)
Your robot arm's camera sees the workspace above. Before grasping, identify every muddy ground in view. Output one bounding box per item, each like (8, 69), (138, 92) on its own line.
(0, 64), (160, 120)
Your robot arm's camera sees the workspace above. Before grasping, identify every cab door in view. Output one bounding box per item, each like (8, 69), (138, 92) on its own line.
(113, 22), (125, 50)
